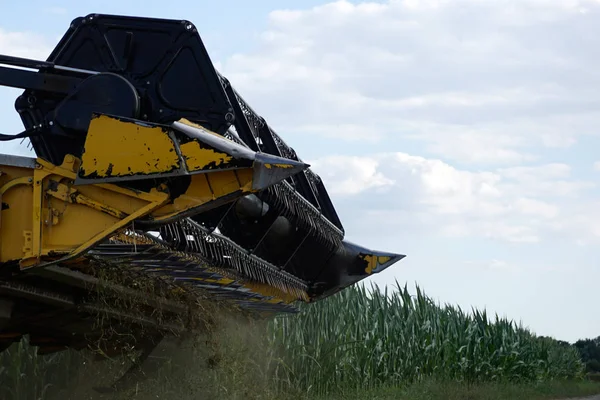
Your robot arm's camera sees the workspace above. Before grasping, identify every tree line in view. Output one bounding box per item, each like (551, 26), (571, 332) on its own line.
(573, 336), (600, 373)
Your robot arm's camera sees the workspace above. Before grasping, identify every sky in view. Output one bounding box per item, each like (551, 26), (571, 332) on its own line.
(1, 0), (599, 343)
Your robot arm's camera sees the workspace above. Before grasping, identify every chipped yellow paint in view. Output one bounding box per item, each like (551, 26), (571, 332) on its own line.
(180, 140), (233, 171)
(0, 165), (34, 264)
(0, 153), (169, 267)
(264, 163), (294, 169)
(362, 254), (392, 274)
(80, 114), (180, 178)
(362, 254), (374, 274)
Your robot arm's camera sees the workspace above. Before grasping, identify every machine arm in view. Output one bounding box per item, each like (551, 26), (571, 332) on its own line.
(0, 54), (94, 94)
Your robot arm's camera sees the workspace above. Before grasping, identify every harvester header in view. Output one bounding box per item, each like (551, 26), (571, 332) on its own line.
(0, 13), (404, 391)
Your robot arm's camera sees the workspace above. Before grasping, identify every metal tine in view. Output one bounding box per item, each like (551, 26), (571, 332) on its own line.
(292, 196), (301, 221)
(264, 268), (270, 287)
(164, 224), (174, 242)
(281, 278), (287, 294)
(255, 262), (262, 281)
(204, 232), (213, 257)
(280, 188), (290, 216)
(124, 216), (311, 304)
(213, 242), (221, 266)
(238, 254), (246, 275)
(242, 260), (249, 279)
(274, 275), (281, 292)
(227, 244), (235, 269)
(179, 222), (188, 249)
(199, 234), (207, 255)
(181, 222), (189, 247)
(262, 264), (268, 285)
(232, 252), (241, 274)
(192, 226), (202, 253)
(217, 242), (225, 266)
(183, 230), (192, 254)
(174, 223), (187, 246)
(196, 229), (206, 254)
(189, 231), (198, 253)
(166, 224), (175, 245)
(247, 261), (253, 280)
(202, 232), (215, 259)
(274, 186), (284, 207)
(205, 236), (215, 261)
(235, 253), (243, 274)
(261, 262), (267, 281)
(236, 254), (243, 271)
(225, 242), (233, 267)
(249, 262), (255, 281)
(255, 261), (261, 281)
(308, 206), (317, 233)
(211, 242), (220, 266)
(186, 228), (197, 253)
(174, 223), (182, 247)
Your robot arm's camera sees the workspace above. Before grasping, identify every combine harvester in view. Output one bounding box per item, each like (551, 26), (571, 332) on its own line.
(0, 13), (404, 390)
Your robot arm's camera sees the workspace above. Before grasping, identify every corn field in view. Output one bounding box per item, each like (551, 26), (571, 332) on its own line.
(266, 283), (585, 396)
(0, 282), (586, 399)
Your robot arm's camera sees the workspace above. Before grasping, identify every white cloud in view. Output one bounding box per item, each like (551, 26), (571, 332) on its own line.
(309, 155), (395, 195)
(219, 0), (600, 165)
(0, 29), (53, 60)
(309, 152), (596, 244)
(513, 198), (559, 219)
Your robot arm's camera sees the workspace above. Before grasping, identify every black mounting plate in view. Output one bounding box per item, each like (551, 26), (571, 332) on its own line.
(16, 13), (234, 165)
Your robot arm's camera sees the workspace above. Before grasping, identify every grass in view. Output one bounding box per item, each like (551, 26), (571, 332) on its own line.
(1, 281), (598, 400)
(309, 379), (600, 400)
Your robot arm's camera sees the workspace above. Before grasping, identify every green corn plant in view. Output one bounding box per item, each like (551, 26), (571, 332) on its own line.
(266, 281), (585, 396)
